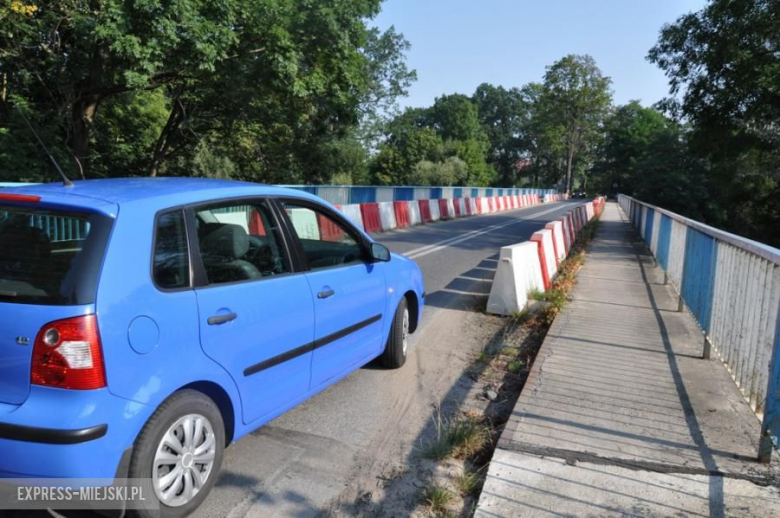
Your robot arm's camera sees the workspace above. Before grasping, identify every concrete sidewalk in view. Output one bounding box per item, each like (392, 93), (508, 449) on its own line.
(476, 202), (780, 517)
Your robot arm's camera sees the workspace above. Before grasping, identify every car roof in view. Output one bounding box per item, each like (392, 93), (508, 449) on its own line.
(3, 177), (323, 212)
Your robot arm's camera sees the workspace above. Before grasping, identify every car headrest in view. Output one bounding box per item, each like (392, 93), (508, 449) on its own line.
(200, 223), (249, 260)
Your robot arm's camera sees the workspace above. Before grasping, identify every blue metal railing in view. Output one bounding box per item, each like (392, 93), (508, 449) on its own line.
(618, 194), (780, 462)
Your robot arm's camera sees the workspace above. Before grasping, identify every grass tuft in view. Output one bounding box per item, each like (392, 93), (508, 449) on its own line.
(423, 485), (454, 515)
(454, 467), (484, 496)
(507, 358), (524, 373)
(476, 349), (493, 363)
(424, 409), (492, 461)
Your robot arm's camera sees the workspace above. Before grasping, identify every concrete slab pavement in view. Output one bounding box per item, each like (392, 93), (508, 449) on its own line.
(476, 202), (780, 517)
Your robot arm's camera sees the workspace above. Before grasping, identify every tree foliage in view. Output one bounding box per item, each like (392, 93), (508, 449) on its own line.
(537, 55), (612, 194)
(648, 0), (780, 246)
(0, 0), (414, 183)
(591, 101), (713, 219)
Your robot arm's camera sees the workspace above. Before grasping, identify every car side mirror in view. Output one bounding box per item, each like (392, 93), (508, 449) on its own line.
(370, 243), (391, 262)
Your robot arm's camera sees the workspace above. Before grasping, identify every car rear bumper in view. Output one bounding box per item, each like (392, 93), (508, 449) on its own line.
(0, 422), (107, 445)
(0, 387), (151, 479)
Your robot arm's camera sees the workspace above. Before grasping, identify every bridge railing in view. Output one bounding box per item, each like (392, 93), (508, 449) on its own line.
(618, 194), (780, 462)
(278, 185), (556, 206)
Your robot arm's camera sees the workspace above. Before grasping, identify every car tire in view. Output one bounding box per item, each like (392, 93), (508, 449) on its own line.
(127, 389), (225, 518)
(382, 297), (409, 369)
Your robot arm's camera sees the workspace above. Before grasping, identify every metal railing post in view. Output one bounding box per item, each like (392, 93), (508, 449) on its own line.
(758, 299), (780, 463)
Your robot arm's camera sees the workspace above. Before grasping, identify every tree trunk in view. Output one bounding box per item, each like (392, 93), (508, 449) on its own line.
(69, 94), (100, 178)
(149, 94), (185, 176)
(565, 145), (574, 196)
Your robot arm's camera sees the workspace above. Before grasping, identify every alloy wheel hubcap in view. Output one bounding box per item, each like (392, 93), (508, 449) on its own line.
(153, 414), (216, 507)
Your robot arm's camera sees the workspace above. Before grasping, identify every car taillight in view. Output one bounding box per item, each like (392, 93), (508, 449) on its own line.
(31, 315), (106, 390)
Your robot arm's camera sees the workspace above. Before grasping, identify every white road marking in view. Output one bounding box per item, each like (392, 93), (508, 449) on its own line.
(404, 203), (578, 260)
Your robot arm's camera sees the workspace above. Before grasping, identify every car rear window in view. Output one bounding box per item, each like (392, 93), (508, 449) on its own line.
(0, 206), (113, 305)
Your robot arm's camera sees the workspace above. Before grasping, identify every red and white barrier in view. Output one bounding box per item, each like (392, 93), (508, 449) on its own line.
(394, 201), (410, 229)
(545, 220), (566, 265)
(335, 190), (566, 235)
(341, 204), (365, 231)
(486, 241), (546, 315)
(531, 229), (557, 289)
(361, 203), (382, 233)
(430, 200), (441, 221)
(486, 198), (604, 315)
(408, 201), (422, 226)
(378, 201), (397, 231)
(438, 198), (450, 220)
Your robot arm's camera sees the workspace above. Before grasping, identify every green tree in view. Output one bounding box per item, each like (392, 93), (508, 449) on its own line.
(472, 83), (525, 187)
(0, 0), (414, 183)
(591, 101), (713, 219)
(371, 125), (444, 185)
(517, 82), (566, 188)
(410, 157), (468, 186)
(648, 0), (780, 246)
(428, 94), (483, 142)
(538, 55), (612, 194)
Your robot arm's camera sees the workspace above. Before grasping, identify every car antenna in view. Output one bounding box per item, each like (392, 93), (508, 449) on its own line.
(15, 107), (74, 187)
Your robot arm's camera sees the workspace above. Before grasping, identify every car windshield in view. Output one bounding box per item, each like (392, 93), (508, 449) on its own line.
(0, 206), (113, 305)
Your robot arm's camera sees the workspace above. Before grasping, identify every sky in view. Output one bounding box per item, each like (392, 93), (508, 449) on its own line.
(373, 0), (708, 109)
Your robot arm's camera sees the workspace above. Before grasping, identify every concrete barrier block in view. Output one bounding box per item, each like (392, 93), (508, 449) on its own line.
(531, 228), (557, 284)
(408, 200), (421, 226)
(378, 201), (397, 231)
(438, 198), (450, 220)
(545, 221), (566, 264)
(360, 203), (382, 233)
(470, 197), (478, 215)
(559, 217), (572, 254)
(447, 198), (456, 218)
(341, 204), (365, 231)
(430, 199), (441, 221)
(393, 201), (410, 228)
(486, 241), (546, 316)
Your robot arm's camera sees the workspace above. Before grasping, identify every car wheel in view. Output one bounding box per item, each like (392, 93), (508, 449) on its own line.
(382, 297), (409, 369)
(128, 389), (225, 518)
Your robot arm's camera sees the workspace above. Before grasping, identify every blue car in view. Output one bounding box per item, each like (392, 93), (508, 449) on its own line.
(0, 178), (424, 516)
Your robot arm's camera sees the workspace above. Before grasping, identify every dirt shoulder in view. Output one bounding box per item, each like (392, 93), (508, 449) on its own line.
(327, 222), (598, 518)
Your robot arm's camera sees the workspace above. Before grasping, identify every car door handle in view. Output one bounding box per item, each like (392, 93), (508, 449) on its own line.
(208, 312), (237, 325)
(317, 289), (335, 299)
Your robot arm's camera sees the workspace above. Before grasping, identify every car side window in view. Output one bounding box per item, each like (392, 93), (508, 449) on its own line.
(283, 203), (365, 271)
(153, 210), (190, 289)
(194, 201), (290, 285)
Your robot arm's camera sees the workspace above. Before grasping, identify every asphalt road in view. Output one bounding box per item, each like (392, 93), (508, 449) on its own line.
(35, 200), (581, 518)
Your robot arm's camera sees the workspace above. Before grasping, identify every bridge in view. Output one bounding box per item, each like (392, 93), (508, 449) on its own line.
(476, 199), (780, 517)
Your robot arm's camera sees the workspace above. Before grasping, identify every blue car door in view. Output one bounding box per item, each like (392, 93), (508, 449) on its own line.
(191, 199), (315, 425)
(280, 201), (386, 388)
